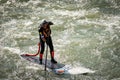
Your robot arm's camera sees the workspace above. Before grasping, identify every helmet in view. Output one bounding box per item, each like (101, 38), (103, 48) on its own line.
(42, 20), (54, 25)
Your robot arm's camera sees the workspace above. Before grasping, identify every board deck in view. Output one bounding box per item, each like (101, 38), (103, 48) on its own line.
(20, 54), (95, 75)
(20, 54), (65, 69)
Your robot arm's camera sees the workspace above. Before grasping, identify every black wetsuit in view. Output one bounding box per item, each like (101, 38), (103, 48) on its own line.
(38, 26), (54, 54)
(38, 21), (57, 64)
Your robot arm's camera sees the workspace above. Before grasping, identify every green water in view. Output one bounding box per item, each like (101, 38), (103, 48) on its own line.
(0, 0), (120, 80)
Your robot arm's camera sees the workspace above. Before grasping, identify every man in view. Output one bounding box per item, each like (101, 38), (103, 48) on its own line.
(38, 20), (57, 64)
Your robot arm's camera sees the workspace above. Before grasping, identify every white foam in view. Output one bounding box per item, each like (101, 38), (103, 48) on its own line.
(4, 47), (20, 54)
(2, 19), (17, 26)
(26, 66), (39, 70)
(24, 21), (33, 26)
(68, 67), (95, 74)
(13, 32), (31, 39)
(53, 9), (86, 17)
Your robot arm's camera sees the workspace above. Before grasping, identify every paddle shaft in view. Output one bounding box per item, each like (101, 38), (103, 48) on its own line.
(45, 43), (48, 71)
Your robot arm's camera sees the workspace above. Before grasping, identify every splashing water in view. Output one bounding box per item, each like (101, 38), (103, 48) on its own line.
(0, 0), (120, 80)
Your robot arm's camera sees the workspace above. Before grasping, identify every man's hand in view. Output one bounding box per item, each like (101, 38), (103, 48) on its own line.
(42, 38), (46, 42)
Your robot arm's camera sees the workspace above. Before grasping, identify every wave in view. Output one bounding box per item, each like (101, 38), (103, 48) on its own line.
(84, 0), (120, 15)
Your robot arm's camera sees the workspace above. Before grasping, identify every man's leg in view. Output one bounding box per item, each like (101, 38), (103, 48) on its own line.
(39, 39), (45, 64)
(46, 37), (57, 64)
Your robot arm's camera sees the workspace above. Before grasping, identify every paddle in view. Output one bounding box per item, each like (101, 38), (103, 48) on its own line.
(45, 43), (48, 71)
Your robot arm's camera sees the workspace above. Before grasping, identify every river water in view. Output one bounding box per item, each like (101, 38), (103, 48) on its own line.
(0, 0), (120, 80)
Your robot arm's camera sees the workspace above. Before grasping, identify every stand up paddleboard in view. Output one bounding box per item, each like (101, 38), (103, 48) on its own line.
(20, 54), (95, 75)
(20, 54), (66, 74)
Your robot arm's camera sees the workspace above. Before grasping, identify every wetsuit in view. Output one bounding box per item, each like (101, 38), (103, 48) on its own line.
(38, 21), (57, 64)
(39, 26), (54, 54)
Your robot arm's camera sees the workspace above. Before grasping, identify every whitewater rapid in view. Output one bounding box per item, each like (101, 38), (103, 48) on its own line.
(0, 0), (120, 80)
